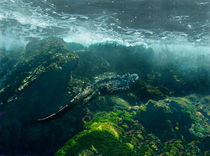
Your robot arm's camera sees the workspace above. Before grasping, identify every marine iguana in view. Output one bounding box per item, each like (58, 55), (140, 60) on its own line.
(37, 73), (139, 122)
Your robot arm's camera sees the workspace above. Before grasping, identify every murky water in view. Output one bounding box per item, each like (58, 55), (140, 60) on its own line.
(0, 0), (209, 155)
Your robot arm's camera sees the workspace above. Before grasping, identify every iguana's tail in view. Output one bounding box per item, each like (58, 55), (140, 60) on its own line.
(36, 103), (75, 123)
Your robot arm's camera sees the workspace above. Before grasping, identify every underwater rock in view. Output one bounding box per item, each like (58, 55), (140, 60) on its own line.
(67, 94), (208, 155)
(55, 114), (133, 156)
(186, 95), (210, 138)
(73, 50), (111, 78)
(162, 139), (202, 155)
(0, 37), (79, 107)
(55, 122), (133, 156)
(132, 79), (166, 102)
(135, 95), (209, 141)
(25, 37), (67, 57)
(0, 39), (209, 155)
(0, 48), (23, 88)
(199, 95), (210, 117)
(88, 43), (155, 76)
(56, 109), (165, 156)
(0, 38), (81, 154)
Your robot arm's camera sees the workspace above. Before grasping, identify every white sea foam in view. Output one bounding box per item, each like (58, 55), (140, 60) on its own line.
(0, 0), (209, 53)
(152, 42), (210, 56)
(0, 32), (27, 50)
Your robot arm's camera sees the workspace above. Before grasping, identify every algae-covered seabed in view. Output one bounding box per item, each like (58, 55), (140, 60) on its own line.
(0, 38), (209, 155)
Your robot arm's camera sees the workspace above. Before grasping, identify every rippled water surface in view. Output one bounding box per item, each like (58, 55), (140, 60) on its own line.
(0, 0), (210, 47)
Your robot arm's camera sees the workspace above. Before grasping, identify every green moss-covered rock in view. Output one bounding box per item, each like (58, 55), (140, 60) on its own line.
(55, 122), (133, 156)
(0, 40), (209, 155)
(136, 95), (209, 141)
(73, 50), (111, 78)
(0, 37), (78, 107)
(0, 38), (82, 154)
(162, 139), (202, 156)
(55, 91), (209, 155)
(132, 79), (166, 102)
(0, 49), (22, 79)
(56, 108), (165, 156)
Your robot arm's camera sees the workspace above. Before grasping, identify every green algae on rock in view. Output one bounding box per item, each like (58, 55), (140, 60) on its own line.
(0, 48), (23, 84)
(135, 95), (209, 141)
(162, 139), (201, 155)
(0, 39), (209, 155)
(55, 115), (133, 156)
(0, 37), (79, 106)
(56, 109), (163, 156)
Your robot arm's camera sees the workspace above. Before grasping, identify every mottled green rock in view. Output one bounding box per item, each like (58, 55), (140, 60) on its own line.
(55, 121), (133, 156)
(0, 37), (80, 130)
(136, 95), (209, 141)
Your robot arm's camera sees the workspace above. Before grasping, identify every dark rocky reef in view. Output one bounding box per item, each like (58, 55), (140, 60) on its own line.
(0, 38), (209, 155)
(136, 95), (209, 141)
(0, 38), (82, 154)
(56, 95), (209, 155)
(0, 37), (78, 107)
(0, 48), (23, 87)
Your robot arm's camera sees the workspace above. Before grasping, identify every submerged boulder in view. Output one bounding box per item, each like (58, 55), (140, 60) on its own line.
(0, 37), (79, 109)
(55, 122), (132, 156)
(55, 112), (134, 156)
(0, 38), (81, 154)
(135, 95), (209, 141)
(56, 109), (164, 156)
(0, 39), (209, 155)
(0, 48), (23, 88)
(162, 139), (201, 155)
